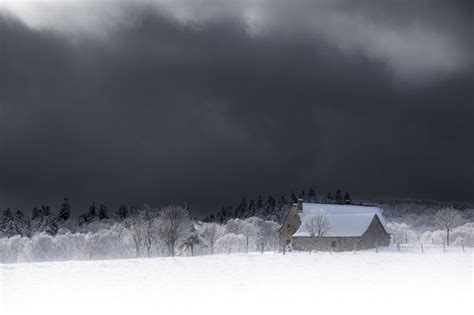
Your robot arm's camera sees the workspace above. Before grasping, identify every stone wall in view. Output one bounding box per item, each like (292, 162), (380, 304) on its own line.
(292, 236), (360, 252)
(358, 215), (390, 249)
(278, 203), (301, 250)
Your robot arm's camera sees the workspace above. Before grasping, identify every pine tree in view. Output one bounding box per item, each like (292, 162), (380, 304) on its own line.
(290, 192), (298, 203)
(13, 210), (27, 236)
(1, 208), (14, 237)
(335, 189), (343, 204)
(344, 192), (352, 204)
(42, 205), (51, 216)
(326, 192), (334, 203)
(277, 195), (287, 208)
(32, 206), (42, 220)
(116, 205), (129, 220)
(98, 204), (109, 220)
(248, 199), (256, 216)
(237, 197), (248, 217)
(308, 187), (316, 202)
(257, 195), (264, 209)
(88, 202), (97, 219)
(298, 190), (306, 201)
(59, 197), (71, 221)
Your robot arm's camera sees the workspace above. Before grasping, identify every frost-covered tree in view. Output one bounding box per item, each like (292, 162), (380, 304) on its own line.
(156, 205), (192, 257)
(98, 204), (109, 220)
(1, 208), (16, 237)
(125, 207), (147, 257)
(215, 233), (245, 254)
(141, 206), (159, 257)
(31, 206), (58, 236)
(198, 222), (223, 255)
(180, 224), (200, 256)
(116, 205), (129, 220)
(304, 212), (331, 250)
(255, 219), (280, 252)
(58, 197), (71, 221)
(435, 207), (461, 246)
(240, 218), (257, 254)
(88, 202), (97, 219)
(13, 210), (29, 237)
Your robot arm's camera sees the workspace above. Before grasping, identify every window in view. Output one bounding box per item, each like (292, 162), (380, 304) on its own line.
(287, 223), (291, 229)
(331, 241), (337, 248)
(286, 240), (291, 245)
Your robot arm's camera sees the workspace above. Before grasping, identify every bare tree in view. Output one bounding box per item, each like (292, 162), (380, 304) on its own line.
(199, 222), (222, 255)
(241, 219), (257, 254)
(435, 207), (461, 246)
(142, 206), (159, 257)
(304, 212), (331, 250)
(125, 207), (146, 257)
(156, 205), (192, 256)
(215, 233), (245, 254)
(255, 219), (280, 253)
(180, 227), (200, 257)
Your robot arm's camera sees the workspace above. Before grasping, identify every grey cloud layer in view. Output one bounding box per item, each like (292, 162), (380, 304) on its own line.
(0, 1), (473, 215)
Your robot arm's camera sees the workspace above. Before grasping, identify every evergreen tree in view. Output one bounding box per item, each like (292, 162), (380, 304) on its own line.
(307, 187), (316, 202)
(248, 199), (256, 216)
(236, 197), (248, 218)
(2, 208), (13, 220)
(335, 189), (343, 204)
(1, 208), (14, 236)
(290, 192), (298, 203)
(344, 192), (352, 204)
(277, 195), (287, 208)
(298, 190), (306, 201)
(256, 195), (264, 209)
(32, 206), (42, 220)
(116, 205), (129, 220)
(58, 197), (71, 221)
(326, 192), (334, 203)
(98, 204), (109, 220)
(42, 205), (51, 216)
(88, 202), (97, 219)
(13, 210), (27, 236)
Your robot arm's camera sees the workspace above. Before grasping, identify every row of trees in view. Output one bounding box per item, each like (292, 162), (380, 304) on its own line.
(0, 205), (280, 263)
(124, 205), (280, 257)
(0, 187), (353, 239)
(203, 188), (353, 223)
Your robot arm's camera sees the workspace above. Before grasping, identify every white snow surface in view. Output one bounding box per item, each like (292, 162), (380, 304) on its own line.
(1, 246), (472, 315)
(296, 203), (390, 235)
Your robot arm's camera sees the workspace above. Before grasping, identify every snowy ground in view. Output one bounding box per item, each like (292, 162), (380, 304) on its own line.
(1, 246), (472, 315)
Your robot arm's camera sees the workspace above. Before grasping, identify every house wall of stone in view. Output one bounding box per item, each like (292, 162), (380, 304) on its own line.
(292, 236), (360, 251)
(358, 215), (390, 249)
(278, 203), (301, 250)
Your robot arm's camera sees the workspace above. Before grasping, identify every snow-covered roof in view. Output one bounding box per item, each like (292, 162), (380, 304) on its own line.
(292, 203), (389, 238)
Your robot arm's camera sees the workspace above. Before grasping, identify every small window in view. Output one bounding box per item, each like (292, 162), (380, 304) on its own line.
(286, 239), (291, 245)
(331, 241), (337, 248)
(287, 223), (291, 229)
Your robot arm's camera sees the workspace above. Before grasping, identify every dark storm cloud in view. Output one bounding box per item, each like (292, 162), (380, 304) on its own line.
(0, 1), (473, 216)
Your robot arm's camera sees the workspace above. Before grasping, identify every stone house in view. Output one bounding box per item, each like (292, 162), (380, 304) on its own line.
(279, 201), (390, 251)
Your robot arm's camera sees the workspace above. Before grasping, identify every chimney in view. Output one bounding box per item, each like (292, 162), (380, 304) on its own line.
(297, 198), (304, 211)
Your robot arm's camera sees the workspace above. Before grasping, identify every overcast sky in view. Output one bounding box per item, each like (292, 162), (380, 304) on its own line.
(0, 1), (473, 217)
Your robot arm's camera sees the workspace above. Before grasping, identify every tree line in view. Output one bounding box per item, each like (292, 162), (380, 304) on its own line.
(203, 187), (353, 223)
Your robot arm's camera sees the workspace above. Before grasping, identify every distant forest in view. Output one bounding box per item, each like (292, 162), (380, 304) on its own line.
(202, 188), (355, 223)
(1, 186), (473, 239)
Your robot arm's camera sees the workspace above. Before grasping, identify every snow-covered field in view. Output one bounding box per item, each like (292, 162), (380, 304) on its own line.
(1, 246), (472, 315)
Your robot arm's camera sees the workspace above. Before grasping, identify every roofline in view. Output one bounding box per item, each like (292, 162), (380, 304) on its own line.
(303, 202), (379, 208)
